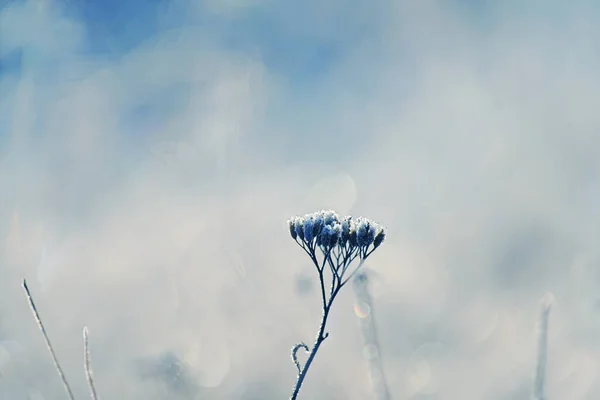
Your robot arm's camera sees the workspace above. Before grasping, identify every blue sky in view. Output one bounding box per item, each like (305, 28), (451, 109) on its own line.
(2, 0), (386, 82)
(73, 0), (359, 80)
(2, 0), (600, 399)
(1, 0), (403, 166)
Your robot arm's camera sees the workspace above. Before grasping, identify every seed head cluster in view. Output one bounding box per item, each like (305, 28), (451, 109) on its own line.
(288, 210), (386, 258)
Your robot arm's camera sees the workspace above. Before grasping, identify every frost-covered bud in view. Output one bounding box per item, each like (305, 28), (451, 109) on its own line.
(330, 223), (341, 247)
(288, 218), (297, 240)
(294, 217), (305, 241)
(356, 217), (373, 247)
(318, 224), (329, 247)
(312, 212), (324, 236)
(319, 223), (341, 248)
(373, 225), (386, 249)
(349, 228), (358, 247)
(289, 211), (385, 258)
(340, 216), (353, 246)
(365, 222), (376, 246)
(322, 210), (340, 226)
(303, 215), (316, 243)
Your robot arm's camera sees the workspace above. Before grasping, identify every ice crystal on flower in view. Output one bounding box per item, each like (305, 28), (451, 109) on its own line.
(288, 211), (386, 259)
(322, 210), (340, 226)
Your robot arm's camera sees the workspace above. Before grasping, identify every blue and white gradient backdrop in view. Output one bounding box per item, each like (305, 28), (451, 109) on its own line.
(1, 0), (600, 398)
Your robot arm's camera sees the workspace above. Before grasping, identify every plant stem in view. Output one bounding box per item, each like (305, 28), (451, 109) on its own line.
(22, 279), (76, 400)
(83, 326), (99, 400)
(290, 288), (340, 400)
(533, 298), (551, 400)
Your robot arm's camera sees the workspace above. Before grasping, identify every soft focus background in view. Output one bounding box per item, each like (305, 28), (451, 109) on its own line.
(1, 0), (600, 398)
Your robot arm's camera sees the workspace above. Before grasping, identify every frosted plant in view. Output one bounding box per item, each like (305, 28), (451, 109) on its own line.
(287, 210), (386, 399)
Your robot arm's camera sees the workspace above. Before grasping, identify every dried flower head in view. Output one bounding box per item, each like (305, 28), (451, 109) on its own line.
(288, 210), (386, 259)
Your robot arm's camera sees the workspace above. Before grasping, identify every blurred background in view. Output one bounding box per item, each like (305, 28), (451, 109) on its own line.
(1, 0), (600, 398)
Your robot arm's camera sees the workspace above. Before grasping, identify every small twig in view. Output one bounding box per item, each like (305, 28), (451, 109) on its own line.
(532, 294), (552, 400)
(83, 327), (99, 400)
(291, 343), (310, 373)
(22, 279), (76, 400)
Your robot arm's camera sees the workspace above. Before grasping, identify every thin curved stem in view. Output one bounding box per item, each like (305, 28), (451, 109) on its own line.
(290, 287), (341, 400)
(316, 250), (331, 309)
(326, 256), (340, 295)
(23, 279), (76, 400)
(292, 343), (310, 373)
(533, 299), (551, 400)
(83, 326), (99, 400)
(317, 269), (327, 310)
